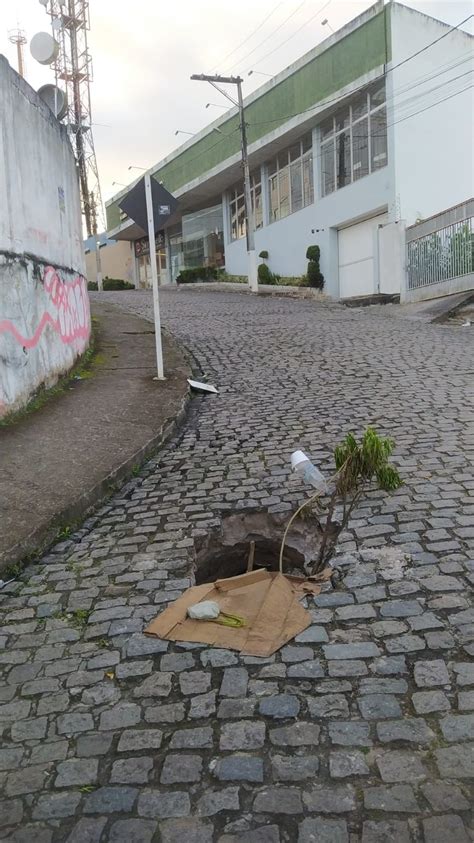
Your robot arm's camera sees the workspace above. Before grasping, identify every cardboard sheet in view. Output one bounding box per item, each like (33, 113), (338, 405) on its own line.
(144, 569), (326, 657)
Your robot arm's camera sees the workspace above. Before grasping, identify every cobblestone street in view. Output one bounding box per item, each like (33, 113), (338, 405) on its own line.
(1, 288), (473, 842)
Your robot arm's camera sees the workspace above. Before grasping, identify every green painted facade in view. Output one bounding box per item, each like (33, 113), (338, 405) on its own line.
(107, 7), (390, 232)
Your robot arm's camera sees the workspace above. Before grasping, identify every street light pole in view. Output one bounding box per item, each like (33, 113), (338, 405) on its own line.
(190, 73), (258, 293)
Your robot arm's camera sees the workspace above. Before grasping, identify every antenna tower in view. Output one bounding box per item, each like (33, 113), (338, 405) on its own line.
(47, 0), (103, 237)
(8, 29), (27, 78)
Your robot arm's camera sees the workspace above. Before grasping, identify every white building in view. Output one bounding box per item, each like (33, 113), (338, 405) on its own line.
(106, 0), (473, 300)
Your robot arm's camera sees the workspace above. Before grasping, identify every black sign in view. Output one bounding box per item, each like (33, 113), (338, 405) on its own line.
(118, 177), (178, 234)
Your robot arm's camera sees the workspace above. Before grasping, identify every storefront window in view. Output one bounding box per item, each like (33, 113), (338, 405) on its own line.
(266, 134), (314, 223)
(229, 173), (263, 240)
(182, 204), (225, 268)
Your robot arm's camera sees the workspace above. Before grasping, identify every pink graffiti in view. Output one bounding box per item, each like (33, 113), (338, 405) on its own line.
(0, 266), (90, 350)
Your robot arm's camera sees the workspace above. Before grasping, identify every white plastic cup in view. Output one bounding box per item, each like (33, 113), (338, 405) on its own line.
(291, 450), (327, 493)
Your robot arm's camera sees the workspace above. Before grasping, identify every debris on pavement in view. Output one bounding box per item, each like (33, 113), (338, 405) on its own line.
(187, 378), (218, 393)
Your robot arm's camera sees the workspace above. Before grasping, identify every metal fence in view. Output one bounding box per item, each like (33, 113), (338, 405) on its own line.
(406, 199), (474, 291)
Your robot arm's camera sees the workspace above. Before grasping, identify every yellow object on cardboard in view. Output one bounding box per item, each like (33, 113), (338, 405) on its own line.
(144, 569), (321, 657)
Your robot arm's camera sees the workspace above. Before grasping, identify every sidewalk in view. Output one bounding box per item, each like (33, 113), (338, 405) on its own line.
(0, 300), (190, 571)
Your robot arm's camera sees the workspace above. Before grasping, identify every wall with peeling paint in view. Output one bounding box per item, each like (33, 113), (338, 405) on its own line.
(0, 55), (90, 417)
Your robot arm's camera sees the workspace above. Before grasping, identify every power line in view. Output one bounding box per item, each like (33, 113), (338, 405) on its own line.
(247, 0), (333, 73)
(247, 12), (474, 127)
(211, 0), (287, 73)
(227, 0), (309, 73)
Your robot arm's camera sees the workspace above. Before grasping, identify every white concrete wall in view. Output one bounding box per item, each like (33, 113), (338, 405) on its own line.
(0, 56), (90, 418)
(389, 4), (474, 225)
(225, 165), (394, 298)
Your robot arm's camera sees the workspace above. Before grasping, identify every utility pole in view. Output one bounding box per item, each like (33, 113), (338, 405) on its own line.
(190, 73), (258, 293)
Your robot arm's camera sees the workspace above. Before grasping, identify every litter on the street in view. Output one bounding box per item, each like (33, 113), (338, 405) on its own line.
(187, 378), (218, 394)
(145, 568), (330, 657)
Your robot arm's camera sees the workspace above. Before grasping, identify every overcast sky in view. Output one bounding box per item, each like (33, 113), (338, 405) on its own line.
(1, 0), (472, 212)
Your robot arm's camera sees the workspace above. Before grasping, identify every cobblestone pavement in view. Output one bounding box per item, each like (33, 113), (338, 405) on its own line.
(1, 288), (474, 843)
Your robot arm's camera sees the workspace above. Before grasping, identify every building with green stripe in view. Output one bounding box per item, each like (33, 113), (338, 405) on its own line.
(106, 0), (473, 298)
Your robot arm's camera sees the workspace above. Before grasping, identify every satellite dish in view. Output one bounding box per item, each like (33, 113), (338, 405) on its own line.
(30, 32), (59, 65)
(38, 84), (67, 120)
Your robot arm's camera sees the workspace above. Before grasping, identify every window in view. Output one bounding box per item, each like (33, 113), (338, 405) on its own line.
(229, 172), (263, 240)
(266, 134), (314, 223)
(319, 81), (387, 196)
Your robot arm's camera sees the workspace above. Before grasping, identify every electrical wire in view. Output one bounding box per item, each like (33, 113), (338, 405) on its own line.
(247, 12), (474, 127)
(247, 0), (333, 74)
(227, 0), (309, 73)
(211, 0), (287, 73)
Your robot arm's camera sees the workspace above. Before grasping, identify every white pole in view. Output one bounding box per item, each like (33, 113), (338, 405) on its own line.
(144, 173), (165, 380)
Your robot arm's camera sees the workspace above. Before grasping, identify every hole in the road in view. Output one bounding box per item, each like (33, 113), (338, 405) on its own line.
(194, 510), (321, 584)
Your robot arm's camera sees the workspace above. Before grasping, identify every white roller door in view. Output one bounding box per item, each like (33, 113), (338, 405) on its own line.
(338, 213), (388, 298)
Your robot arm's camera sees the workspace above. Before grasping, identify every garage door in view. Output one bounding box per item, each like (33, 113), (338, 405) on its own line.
(338, 214), (388, 299)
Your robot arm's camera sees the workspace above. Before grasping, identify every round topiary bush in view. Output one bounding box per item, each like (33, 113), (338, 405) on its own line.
(306, 245), (324, 290)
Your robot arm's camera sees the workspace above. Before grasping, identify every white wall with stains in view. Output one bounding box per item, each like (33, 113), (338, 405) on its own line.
(0, 55), (90, 417)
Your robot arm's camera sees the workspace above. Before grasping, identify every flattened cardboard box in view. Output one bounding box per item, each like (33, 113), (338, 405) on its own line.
(145, 569), (325, 657)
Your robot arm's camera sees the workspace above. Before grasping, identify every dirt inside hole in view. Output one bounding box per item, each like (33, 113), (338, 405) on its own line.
(194, 510), (322, 585)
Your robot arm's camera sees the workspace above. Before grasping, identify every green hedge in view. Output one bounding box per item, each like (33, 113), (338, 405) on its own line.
(88, 277), (135, 291)
(176, 266), (218, 284)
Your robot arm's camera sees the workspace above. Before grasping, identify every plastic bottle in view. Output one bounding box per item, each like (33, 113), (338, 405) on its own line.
(291, 450), (327, 493)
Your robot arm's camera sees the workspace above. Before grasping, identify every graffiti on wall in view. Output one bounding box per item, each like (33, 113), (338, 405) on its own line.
(0, 265), (90, 351)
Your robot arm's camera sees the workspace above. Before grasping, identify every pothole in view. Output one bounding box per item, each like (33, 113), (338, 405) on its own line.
(194, 509), (325, 584)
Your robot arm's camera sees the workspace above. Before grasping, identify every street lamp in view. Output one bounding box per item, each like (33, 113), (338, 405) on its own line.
(248, 70), (272, 78)
(128, 164), (147, 171)
(190, 73), (258, 294)
(174, 130), (194, 136)
(205, 102), (227, 109)
(112, 180), (126, 188)
(321, 18), (334, 33)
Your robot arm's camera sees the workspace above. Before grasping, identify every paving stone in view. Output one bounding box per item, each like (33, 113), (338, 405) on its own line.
(458, 690), (474, 709)
(65, 817), (107, 843)
(375, 750), (426, 782)
(220, 826), (280, 843)
(422, 575), (464, 591)
(81, 682), (121, 706)
(372, 655), (408, 675)
(294, 625), (329, 643)
(414, 659), (450, 687)
(213, 755), (264, 782)
(108, 819), (157, 843)
(314, 593), (354, 607)
(329, 751), (370, 778)
(161, 753), (203, 783)
(323, 643), (381, 660)
(6, 765), (49, 796)
(253, 787), (303, 814)
(379, 600), (422, 618)
(359, 678), (408, 695)
(298, 818), (348, 843)
(132, 672), (173, 697)
(408, 611), (443, 631)
(218, 698), (255, 718)
(371, 620), (407, 638)
(161, 652), (195, 672)
(220, 721), (266, 750)
(219, 668), (249, 697)
(55, 758), (99, 787)
(422, 815), (469, 843)
(111, 756), (153, 783)
(303, 784), (356, 813)
(328, 660), (368, 677)
(271, 754), (319, 781)
(328, 721), (372, 746)
(259, 694), (300, 718)
(201, 649), (238, 667)
(137, 789), (191, 818)
(180, 670), (211, 695)
(83, 786), (138, 813)
(376, 718), (435, 744)
(99, 702), (141, 730)
(115, 660), (153, 679)
(159, 818), (213, 843)
(453, 662), (474, 686)
(11, 716), (48, 741)
(287, 660), (324, 679)
(57, 712), (94, 735)
(117, 728), (163, 752)
(363, 784), (419, 812)
(189, 691), (217, 719)
(385, 634), (426, 653)
(125, 635), (168, 656)
(358, 695), (402, 720)
(146, 702), (186, 723)
(425, 631), (456, 650)
(0, 748), (24, 770)
(197, 786), (240, 816)
(281, 645), (315, 663)
(77, 732), (114, 757)
(435, 743), (474, 778)
(439, 713), (474, 741)
(170, 726), (213, 749)
(361, 820), (410, 843)
(270, 722), (320, 747)
(31, 741), (69, 763)
(421, 781), (470, 811)
(412, 690), (450, 713)
(308, 694), (349, 718)
(33, 792), (82, 819)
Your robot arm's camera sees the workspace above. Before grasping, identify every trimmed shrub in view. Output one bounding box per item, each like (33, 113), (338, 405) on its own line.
(176, 266), (218, 284)
(87, 278), (134, 291)
(257, 263), (276, 284)
(306, 245), (324, 290)
(259, 250), (269, 260)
